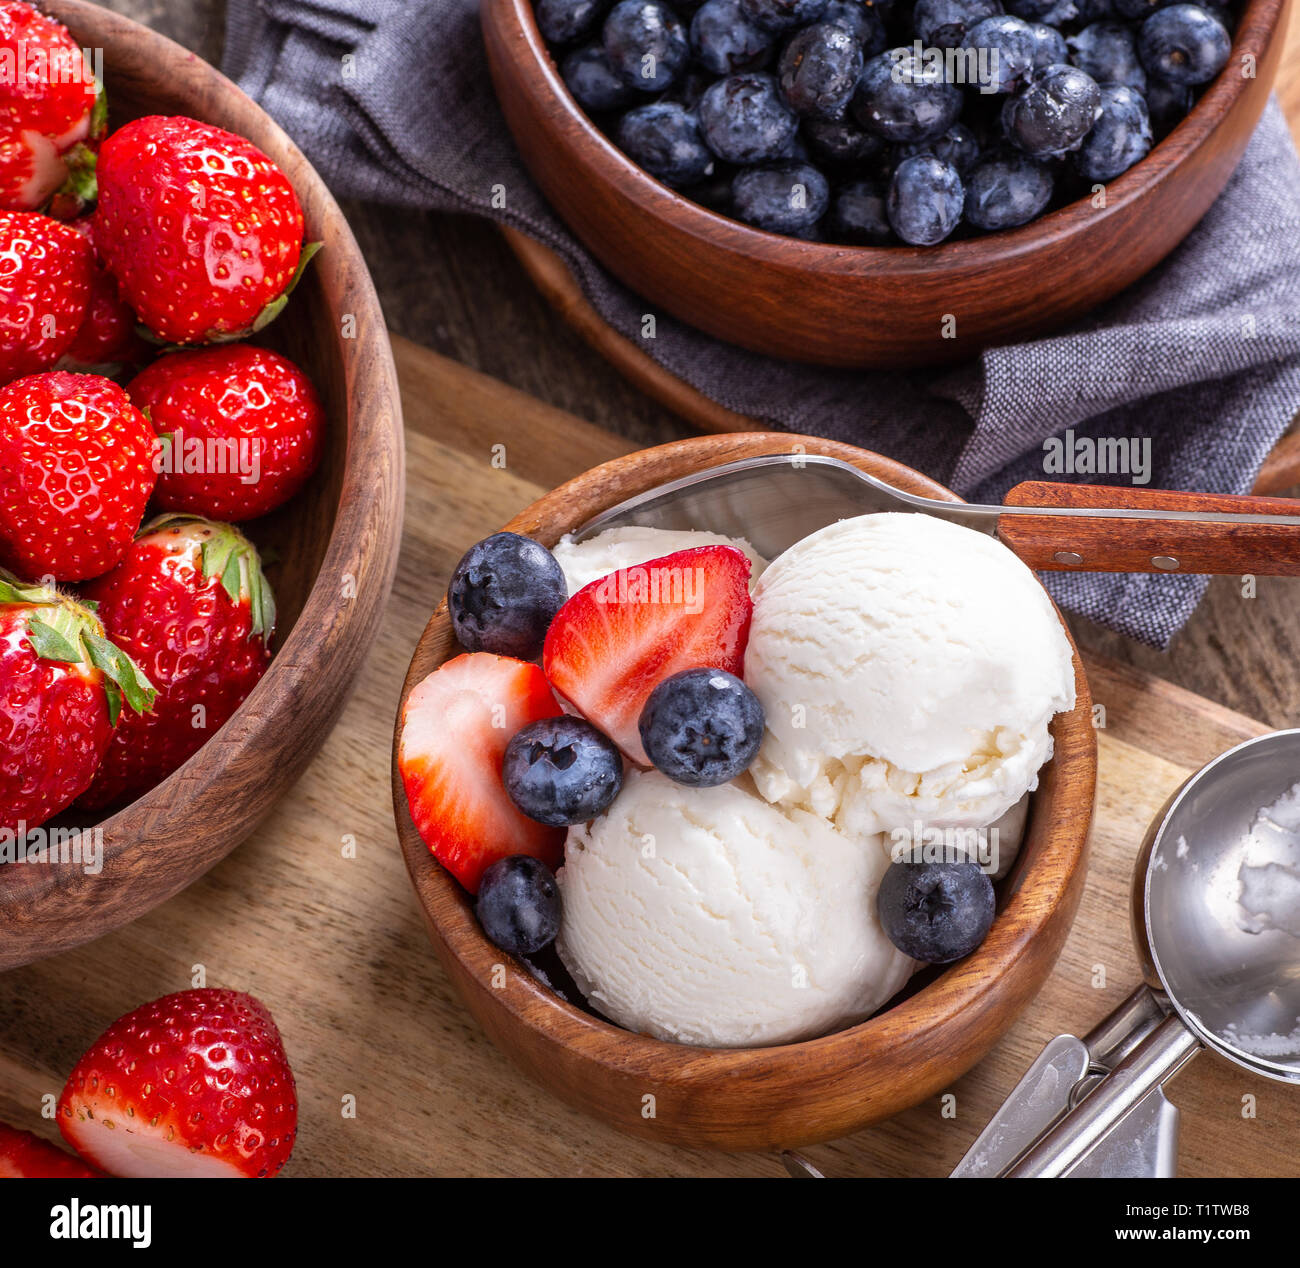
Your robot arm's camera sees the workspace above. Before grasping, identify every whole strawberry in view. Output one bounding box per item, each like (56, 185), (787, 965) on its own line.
(95, 115), (315, 345)
(0, 211), (92, 382)
(0, 372), (156, 580)
(0, 1), (104, 217)
(0, 573), (154, 833)
(78, 515), (274, 810)
(58, 218), (149, 377)
(58, 989), (297, 1178)
(129, 345), (324, 519)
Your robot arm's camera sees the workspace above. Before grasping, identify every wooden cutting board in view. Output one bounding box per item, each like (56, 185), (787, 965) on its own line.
(0, 335), (1294, 1178)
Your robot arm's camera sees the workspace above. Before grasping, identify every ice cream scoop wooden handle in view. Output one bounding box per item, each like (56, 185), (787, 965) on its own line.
(998, 482), (1300, 576)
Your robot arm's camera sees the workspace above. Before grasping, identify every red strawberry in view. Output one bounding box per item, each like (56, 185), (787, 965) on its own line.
(0, 372), (156, 580)
(128, 345), (324, 520)
(95, 115), (317, 345)
(78, 515), (274, 810)
(58, 989), (297, 1178)
(0, 211), (92, 382)
(0, 1122), (100, 1178)
(400, 652), (564, 893)
(0, 573), (154, 832)
(0, 2), (104, 217)
(543, 545), (754, 764)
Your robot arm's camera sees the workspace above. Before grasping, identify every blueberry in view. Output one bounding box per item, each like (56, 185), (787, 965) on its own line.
(1026, 21), (1068, 69)
(1113, 0), (1175, 17)
(562, 43), (638, 110)
(825, 178), (894, 241)
(1137, 4), (1230, 86)
(823, 0), (889, 52)
(690, 0), (775, 73)
(876, 859), (995, 963)
(732, 160), (830, 232)
(448, 532), (568, 659)
(851, 47), (964, 143)
(639, 667), (765, 785)
(1002, 63), (1101, 156)
(912, 0), (1002, 49)
(476, 856), (563, 956)
(1073, 82), (1152, 179)
(1069, 21), (1147, 92)
(616, 102), (717, 184)
(804, 114), (888, 166)
(778, 22), (866, 119)
(897, 119), (981, 172)
(1073, 0), (1117, 17)
(603, 0), (690, 91)
(538, 0), (610, 43)
(1143, 72), (1194, 135)
(698, 71), (800, 161)
(739, 0), (831, 32)
(961, 15), (1037, 94)
(503, 715), (624, 826)
(963, 148), (1053, 228)
(887, 153), (964, 243)
(1005, 0), (1078, 24)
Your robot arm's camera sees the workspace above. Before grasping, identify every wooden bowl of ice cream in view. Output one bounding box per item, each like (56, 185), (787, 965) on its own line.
(392, 433), (1096, 1151)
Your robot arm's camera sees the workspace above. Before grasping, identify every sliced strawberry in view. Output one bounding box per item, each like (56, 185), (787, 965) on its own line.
(543, 545), (754, 764)
(400, 652), (564, 893)
(0, 1122), (100, 1178)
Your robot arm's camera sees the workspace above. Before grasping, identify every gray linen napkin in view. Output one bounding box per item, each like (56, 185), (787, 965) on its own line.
(223, 0), (1300, 647)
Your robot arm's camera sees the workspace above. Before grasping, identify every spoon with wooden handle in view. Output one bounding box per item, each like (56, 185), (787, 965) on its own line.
(574, 453), (1300, 575)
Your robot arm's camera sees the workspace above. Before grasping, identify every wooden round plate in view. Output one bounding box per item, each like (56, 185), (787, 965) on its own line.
(393, 432), (1097, 1150)
(0, 1), (405, 971)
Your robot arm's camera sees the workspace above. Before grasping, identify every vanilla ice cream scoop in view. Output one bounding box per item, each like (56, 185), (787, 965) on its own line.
(745, 513), (1076, 839)
(551, 525), (767, 595)
(556, 768), (913, 1048)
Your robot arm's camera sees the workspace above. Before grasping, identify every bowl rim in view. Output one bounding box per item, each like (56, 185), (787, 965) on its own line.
(393, 433), (1096, 1099)
(495, 0), (1284, 271)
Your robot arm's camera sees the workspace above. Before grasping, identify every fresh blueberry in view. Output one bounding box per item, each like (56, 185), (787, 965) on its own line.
(1005, 0), (1078, 24)
(638, 667), (765, 785)
(739, 0), (831, 32)
(887, 153), (964, 243)
(851, 46), (964, 143)
(961, 15), (1037, 94)
(476, 856), (563, 956)
(825, 178), (894, 241)
(823, 0), (889, 52)
(603, 0), (690, 91)
(448, 532), (568, 660)
(876, 859), (996, 963)
(731, 160), (830, 233)
(503, 715), (624, 826)
(1026, 21), (1068, 69)
(562, 43), (638, 110)
(690, 0), (775, 73)
(1143, 72), (1194, 135)
(1113, 0), (1176, 17)
(912, 0), (1002, 49)
(804, 114), (888, 166)
(538, 0), (610, 43)
(698, 71), (800, 161)
(616, 101), (717, 184)
(1002, 63), (1102, 156)
(778, 22), (866, 119)
(1137, 4), (1230, 85)
(1074, 0), (1117, 17)
(897, 119), (981, 172)
(963, 148), (1053, 228)
(1069, 21), (1147, 92)
(1073, 82), (1152, 179)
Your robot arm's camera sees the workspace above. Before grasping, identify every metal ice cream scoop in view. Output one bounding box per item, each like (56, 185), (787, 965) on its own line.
(954, 730), (1300, 1178)
(576, 453), (1300, 575)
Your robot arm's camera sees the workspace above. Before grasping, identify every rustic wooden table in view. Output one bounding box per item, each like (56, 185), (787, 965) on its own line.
(0, 0), (1298, 1178)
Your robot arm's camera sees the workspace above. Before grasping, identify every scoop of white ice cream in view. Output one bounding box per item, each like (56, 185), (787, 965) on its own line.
(745, 513), (1076, 839)
(556, 767), (913, 1048)
(551, 526), (767, 595)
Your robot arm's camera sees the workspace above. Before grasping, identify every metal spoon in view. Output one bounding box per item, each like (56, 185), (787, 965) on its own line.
(954, 730), (1300, 1178)
(576, 453), (1300, 575)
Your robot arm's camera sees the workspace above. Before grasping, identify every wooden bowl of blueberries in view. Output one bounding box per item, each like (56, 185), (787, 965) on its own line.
(482, 0), (1288, 367)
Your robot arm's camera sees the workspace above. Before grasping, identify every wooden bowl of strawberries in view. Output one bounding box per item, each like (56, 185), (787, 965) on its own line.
(0, 0), (404, 970)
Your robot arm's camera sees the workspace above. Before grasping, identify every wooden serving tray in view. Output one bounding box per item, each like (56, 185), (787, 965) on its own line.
(0, 337), (1295, 1177)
